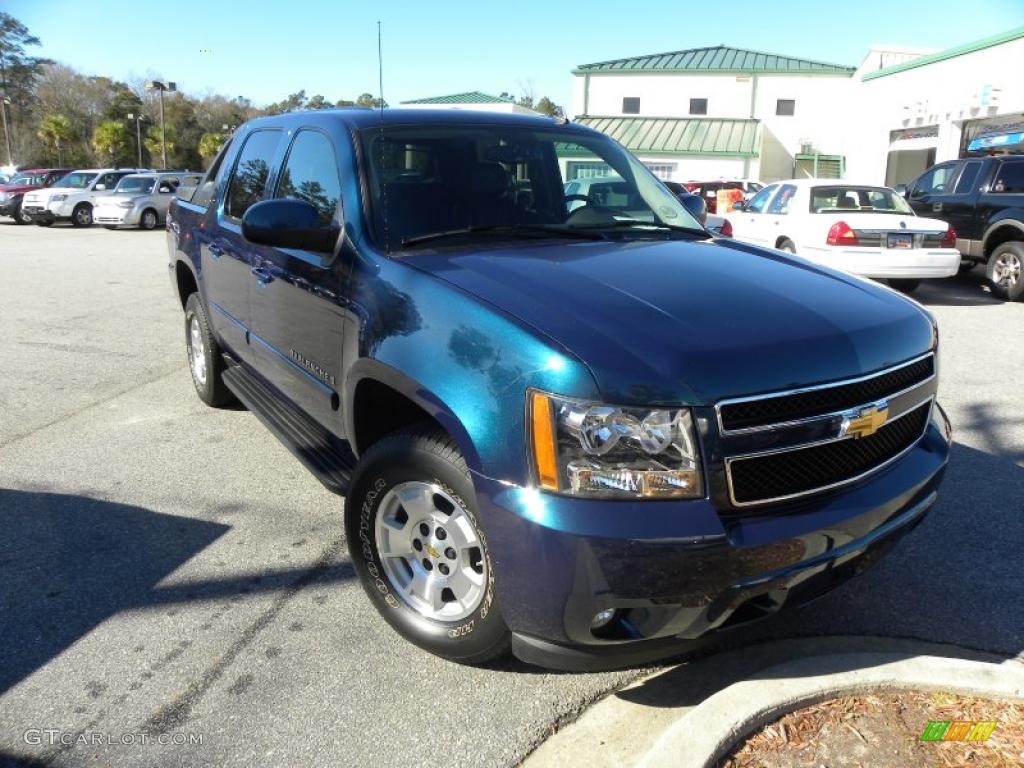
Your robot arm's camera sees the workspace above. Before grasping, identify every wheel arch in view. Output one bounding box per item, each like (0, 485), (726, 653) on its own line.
(174, 259), (199, 310)
(345, 360), (482, 473)
(983, 218), (1024, 257)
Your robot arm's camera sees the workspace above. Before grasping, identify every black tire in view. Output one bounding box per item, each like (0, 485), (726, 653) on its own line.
(140, 208), (158, 230)
(183, 293), (235, 407)
(957, 261), (976, 276)
(13, 200), (30, 225)
(71, 203), (93, 228)
(889, 279), (920, 294)
(986, 242), (1024, 302)
(346, 427), (511, 665)
(777, 238), (796, 254)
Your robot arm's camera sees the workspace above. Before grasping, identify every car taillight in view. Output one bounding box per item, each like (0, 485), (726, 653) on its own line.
(683, 183), (699, 193)
(941, 225), (957, 248)
(826, 221), (858, 246)
(719, 218), (733, 237)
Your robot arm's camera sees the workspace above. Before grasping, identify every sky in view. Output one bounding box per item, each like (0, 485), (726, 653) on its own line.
(6, 0), (1024, 110)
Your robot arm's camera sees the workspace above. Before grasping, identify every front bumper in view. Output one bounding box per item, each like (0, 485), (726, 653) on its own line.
(802, 246), (961, 279)
(95, 207), (141, 227)
(475, 405), (950, 671)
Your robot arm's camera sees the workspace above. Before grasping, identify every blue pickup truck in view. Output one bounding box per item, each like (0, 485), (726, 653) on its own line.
(167, 109), (951, 670)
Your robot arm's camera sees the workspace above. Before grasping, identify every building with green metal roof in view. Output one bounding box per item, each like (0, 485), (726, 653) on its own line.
(571, 45), (856, 183)
(398, 91), (537, 114)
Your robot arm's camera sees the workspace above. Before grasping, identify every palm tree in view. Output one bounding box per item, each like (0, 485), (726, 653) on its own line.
(37, 114), (72, 165)
(198, 132), (225, 168)
(91, 120), (129, 167)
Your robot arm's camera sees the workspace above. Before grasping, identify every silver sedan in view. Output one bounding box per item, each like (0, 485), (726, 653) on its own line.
(94, 172), (202, 230)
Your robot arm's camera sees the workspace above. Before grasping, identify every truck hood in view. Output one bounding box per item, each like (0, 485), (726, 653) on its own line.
(406, 238), (936, 404)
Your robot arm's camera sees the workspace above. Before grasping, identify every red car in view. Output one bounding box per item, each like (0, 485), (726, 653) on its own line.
(0, 169), (72, 225)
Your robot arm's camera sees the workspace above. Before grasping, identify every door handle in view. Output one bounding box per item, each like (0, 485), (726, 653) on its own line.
(932, 202), (943, 212)
(208, 243), (223, 259)
(251, 266), (275, 286)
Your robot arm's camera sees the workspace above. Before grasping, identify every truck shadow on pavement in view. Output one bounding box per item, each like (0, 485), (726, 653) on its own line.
(0, 489), (356, 696)
(616, 437), (1023, 705)
(913, 270), (1003, 306)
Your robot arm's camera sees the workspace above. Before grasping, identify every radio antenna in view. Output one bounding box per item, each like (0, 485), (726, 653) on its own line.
(377, 20), (390, 254)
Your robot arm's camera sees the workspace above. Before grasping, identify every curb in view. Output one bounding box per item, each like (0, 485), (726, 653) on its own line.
(523, 636), (1023, 768)
(639, 650), (1024, 768)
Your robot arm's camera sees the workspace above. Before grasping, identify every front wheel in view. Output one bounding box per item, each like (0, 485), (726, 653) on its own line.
(987, 242), (1024, 302)
(888, 278), (920, 294)
(346, 428), (510, 665)
(140, 208), (158, 230)
(777, 238), (796, 254)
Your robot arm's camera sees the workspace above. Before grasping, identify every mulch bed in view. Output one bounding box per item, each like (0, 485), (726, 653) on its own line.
(717, 690), (1023, 767)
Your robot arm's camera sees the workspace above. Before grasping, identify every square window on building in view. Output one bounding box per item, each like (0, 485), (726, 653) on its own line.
(689, 98), (708, 115)
(622, 97), (640, 114)
(644, 163), (677, 180)
(776, 99), (796, 116)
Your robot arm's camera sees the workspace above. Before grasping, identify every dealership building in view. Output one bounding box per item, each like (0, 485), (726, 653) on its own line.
(569, 26), (1024, 185)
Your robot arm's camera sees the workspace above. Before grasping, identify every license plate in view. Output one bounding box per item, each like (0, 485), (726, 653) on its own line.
(887, 233), (913, 249)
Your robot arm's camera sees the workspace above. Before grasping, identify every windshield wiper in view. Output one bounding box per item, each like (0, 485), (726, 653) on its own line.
(400, 224), (607, 248)
(574, 219), (710, 238)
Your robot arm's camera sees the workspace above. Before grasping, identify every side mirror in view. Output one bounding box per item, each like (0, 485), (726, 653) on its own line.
(677, 193), (707, 225)
(733, 200), (746, 212)
(241, 198), (340, 253)
(95, 183), (106, 191)
(158, 185), (172, 193)
(894, 184), (908, 198)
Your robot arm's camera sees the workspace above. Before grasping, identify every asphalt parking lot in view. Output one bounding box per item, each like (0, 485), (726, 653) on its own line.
(1, 223), (1022, 768)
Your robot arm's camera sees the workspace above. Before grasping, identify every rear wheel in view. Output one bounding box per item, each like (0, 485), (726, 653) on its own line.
(986, 242), (1024, 302)
(13, 200), (31, 225)
(346, 427), (510, 665)
(184, 293), (235, 407)
(140, 208), (158, 230)
(888, 279), (920, 294)
(777, 238), (796, 254)
(71, 203), (93, 227)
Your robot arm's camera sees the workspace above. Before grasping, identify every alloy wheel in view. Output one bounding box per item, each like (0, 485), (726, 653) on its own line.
(188, 315), (207, 385)
(375, 481), (487, 622)
(993, 252), (1021, 288)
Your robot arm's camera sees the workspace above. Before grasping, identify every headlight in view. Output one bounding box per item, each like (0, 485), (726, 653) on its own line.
(0, 192), (8, 202)
(50, 194), (67, 202)
(529, 390), (703, 499)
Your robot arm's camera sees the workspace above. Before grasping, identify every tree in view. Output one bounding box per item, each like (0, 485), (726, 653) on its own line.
(355, 92), (387, 108)
(144, 123), (177, 167)
(534, 96), (563, 117)
(37, 113), (72, 164)
(198, 132), (225, 167)
(305, 94), (333, 110)
(92, 119), (129, 166)
(1, 13), (50, 164)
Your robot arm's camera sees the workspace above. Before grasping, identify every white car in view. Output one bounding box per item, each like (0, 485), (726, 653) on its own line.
(726, 179), (960, 292)
(22, 168), (145, 227)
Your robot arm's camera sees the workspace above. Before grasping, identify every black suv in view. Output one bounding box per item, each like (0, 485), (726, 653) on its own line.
(904, 156), (1024, 301)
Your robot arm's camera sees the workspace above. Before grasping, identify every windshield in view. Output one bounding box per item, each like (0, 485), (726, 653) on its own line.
(810, 186), (913, 214)
(9, 173), (47, 186)
(115, 176), (155, 195)
(360, 124), (702, 250)
(54, 172), (98, 190)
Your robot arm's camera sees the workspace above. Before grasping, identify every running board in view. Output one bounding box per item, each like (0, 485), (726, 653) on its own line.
(222, 364), (357, 495)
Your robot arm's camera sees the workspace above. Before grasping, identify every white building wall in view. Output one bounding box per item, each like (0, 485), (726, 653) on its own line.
(847, 36), (1024, 183)
(575, 73), (754, 118)
(633, 153), (750, 182)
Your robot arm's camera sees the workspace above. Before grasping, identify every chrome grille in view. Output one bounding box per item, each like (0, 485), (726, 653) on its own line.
(718, 354), (936, 507)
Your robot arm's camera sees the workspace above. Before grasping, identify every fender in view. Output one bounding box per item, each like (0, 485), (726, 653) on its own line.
(983, 214), (1024, 247)
(344, 358), (483, 473)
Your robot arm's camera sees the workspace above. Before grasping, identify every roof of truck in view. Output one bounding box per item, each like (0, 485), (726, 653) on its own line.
(239, 108), (575, 132)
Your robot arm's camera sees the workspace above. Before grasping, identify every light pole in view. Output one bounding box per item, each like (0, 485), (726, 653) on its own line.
(0, 96), (12, 169)
(145, 80), (176, 169)
(127, 113), (147, 168)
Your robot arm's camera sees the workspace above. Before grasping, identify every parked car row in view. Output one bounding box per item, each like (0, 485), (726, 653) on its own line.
(1, 168), (200, 230)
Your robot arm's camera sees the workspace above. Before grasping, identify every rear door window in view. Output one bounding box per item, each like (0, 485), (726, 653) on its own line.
(953, 161), (983, 194)
(225, 130), (282, 220)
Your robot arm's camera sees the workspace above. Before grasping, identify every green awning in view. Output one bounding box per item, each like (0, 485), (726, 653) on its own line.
(576, 116), (760, 157)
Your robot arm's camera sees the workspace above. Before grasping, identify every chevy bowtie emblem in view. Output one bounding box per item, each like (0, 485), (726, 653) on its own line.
(841, 401), (889, 439)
